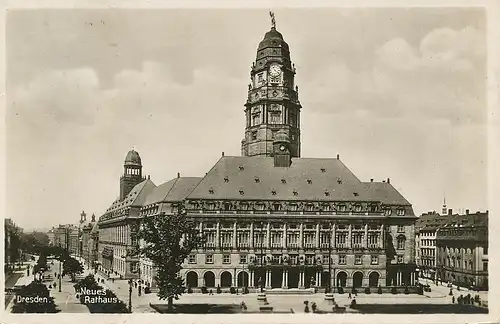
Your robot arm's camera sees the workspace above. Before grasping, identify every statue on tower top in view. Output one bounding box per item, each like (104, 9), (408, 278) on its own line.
(269, 11), (276, 29)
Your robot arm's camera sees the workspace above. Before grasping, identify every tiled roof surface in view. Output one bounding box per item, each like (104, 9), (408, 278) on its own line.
(103, 179), (156, 214)
(362, 182), (411, 205)
(143, 177), (202, 206)
(416, 211), (488, 230)
(187, 156), (410, 205)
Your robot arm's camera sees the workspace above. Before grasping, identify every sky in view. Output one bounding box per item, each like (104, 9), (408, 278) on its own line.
(5, 8), (487, 231)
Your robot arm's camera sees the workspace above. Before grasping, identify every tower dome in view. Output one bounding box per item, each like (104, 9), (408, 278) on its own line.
(273, 130), (290, 144)
(125, 150), (142, 166)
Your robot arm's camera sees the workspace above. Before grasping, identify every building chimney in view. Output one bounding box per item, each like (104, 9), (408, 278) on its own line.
(466, 209), (469, 215)
(222, 151), (225, 157)
(177, 172), (180, 178)
(382, 180), (386, 183)
(387, 178), (390, 184)
(336, 154), (340, 160)
(370, 179), (374, 182)
(147, 175), (150, 180)
(448, 208), (452, 215)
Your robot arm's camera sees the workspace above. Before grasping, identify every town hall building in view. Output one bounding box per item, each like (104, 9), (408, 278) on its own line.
(97, 16), (418, 293)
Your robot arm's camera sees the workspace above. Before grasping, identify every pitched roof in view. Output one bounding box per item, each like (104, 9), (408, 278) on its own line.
(187, 156), (410, 205)
(362, 182), (411, 205)
(103, 179), (156, 214)
(143, 177), (202, 206)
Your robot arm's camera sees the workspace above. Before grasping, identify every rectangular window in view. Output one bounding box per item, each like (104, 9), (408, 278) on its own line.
(338, 255), (346, 265)
(221, 232), (233, 248)
(188, 254), (196, 264)
(322, 255), (330, 265)
(368, 233), (379, 248)
(205, 232), (216, 248)
(335, 232), (347, 248)
(269, 111), (281, 124)
(240, 255), (247, 264)
(352, 233), (363, 249)
(254, 233), (266, 247)
(306, 255), (315, 265)
(371, 255), (379, 265)
(205, 254), (213, 264)
(223, 254), (231, 264)
(304, 233), (316, 248)
(251, 130), (258, 139)
(287, 232), (300, 248)
(237, 232), (250, 248)
(320, 233), (330, 248)
(258, 73), (263, 83)
(397, 209), (405, 216)
(290, 255), (298, 265)
(271, 232), (283, 248)
(355, 255), (362, 265)
(397, 225), (404, 233)
(397, 255), (404, 264)
(483, 262), (488, 272)
(397, 238), (406, 250)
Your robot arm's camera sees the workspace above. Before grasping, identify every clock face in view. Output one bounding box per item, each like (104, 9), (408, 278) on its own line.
(280, 145), (286, 151)
(269, 64), (281, 77)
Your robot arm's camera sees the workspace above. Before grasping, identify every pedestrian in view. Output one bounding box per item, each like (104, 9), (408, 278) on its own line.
(311, 302), (317, 313)
(209, 289), (213, 295)
(348, 292), (352, 299)
(112, 278), (115, 283)
(452, 296), (455, 304)
(53, 282), (57, 289)
(304, 300), (309, 313)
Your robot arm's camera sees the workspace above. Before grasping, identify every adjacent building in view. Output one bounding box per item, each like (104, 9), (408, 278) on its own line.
(95, 18), (419, 292)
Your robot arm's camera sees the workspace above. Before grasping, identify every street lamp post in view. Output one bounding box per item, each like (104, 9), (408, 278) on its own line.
(58, 254), (62, 292)
(260, 222), (264, 293)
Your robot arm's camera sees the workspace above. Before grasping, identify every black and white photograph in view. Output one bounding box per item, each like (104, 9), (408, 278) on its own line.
(2, 2), (497, 321)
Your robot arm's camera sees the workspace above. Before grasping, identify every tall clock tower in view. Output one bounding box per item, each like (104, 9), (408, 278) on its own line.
(241, 13), (302, 158)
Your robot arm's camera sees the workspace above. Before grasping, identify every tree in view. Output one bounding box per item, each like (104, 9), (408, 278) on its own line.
(135, 206), (205, 312)
(11, 282), (58, 313)
(21, 232), (50, 255)
(62, 257), (84, 282)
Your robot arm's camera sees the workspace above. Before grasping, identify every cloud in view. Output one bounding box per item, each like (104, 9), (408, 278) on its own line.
(301, 26), (486, 126)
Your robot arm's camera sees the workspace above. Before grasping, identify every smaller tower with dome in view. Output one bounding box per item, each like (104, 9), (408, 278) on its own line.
(120, 149), (145, 200)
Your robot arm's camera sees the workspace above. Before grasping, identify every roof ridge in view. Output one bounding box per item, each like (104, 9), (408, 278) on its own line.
(162, 177), (180, 201)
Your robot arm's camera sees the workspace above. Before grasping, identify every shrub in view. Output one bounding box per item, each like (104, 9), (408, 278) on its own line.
(11, 282), (57, 313)
(217, 286), (222, 294)
(364, 287), (371, 294)
(201, 286), (208, 294)
(144, 286), (151, 294)
(337, 287), (344, 294)
(187, 287), (193, 294)
(229, 287), (236, 294)
(351, 287), (357, 294)
(391, 286), (397, 294)
(377, 286), (382, 294)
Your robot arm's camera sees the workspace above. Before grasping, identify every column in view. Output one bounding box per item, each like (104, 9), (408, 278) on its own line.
(282, 271), (286, 288)
(285, 270), (288, 288)
(282, 224), (287, 248)
(316, 224), (320, 248)
(380, 224), (384, 248)
(250, 222), (254, 249)
(299, 223), (304, 249)
(216, 222), (220, 249)
(332, 223), (336, 248)
(364, 223), (369, 248)
(249, 270), (254, 288)
(318, 271), (322, 287)
(266, 270), (272, 288)
(347, 224), (352, 248)
(199, 221), (203, 235)
(266, 223), (271, 249)
(299, 271), (304, 288)
(233, 222), (237, 249)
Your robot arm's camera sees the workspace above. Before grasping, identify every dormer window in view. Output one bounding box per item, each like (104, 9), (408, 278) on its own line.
(293, 191), (298, 196)
(353, 192), (359, 197)
(208, 189), (215, 195)
(397, 209), (405, 216)
(320, 168), (326, 172)
(324, 191), (330, 196)
(255, 177), (260, 183)
(271, 190), (277, 196)
(307, 179), (312, 184)
(305, 204), (314, 212)
(240, 203), (249, 210)
(239, 166), (245, 171)
(338, 205), (347, 212)
(289, 204), (298, 211)
(273, 203), (282, 211)
(337, 179), (342, 184)
(354, 205), (362, 212)
(239, 190), (244, 195)
(322, 204), (331, 211)
(224, 177), (229, 183)
(256, 203), (265, 211)
(281, 179), (286, 184)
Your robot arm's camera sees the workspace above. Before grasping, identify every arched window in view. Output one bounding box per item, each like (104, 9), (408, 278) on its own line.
(397, 235), (406, 250)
